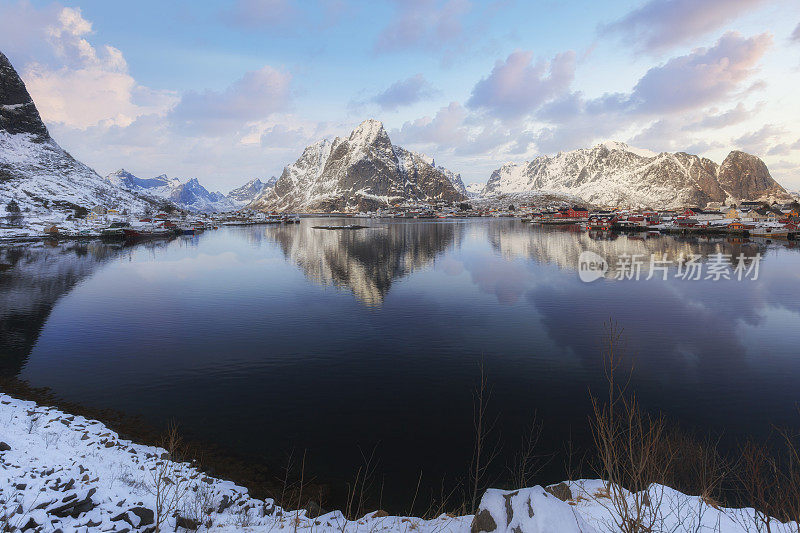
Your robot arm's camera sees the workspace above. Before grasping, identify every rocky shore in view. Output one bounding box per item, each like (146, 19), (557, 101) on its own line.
(0, 392), (792, 532)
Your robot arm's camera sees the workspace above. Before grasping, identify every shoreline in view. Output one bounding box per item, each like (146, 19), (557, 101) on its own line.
(0, 377), (321, 506)
(0, 386), (788, 532)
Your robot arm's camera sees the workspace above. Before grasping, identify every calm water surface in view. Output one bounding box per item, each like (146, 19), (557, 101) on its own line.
(2, 218), (799, 509)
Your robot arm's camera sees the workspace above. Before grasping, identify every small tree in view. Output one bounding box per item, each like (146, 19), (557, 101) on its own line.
(458, 202), (472, 212)
(6, 199), (20, 213)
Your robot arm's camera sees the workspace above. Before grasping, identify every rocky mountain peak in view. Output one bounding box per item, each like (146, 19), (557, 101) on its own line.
(250, 120), (466, 212)
(0, 51), (49, 138)
(348, 119), (388, 147)
(717, 150), (786, 202)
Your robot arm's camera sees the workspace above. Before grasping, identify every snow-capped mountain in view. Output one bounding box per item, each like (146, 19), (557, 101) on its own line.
(250, 119), (466, 212)
(0, 51), (156, 216)
(106, 169), (236, 212)
(466, 182), (485, 198)
(483, 141), (790, 209)
(227, 177), (277, 207)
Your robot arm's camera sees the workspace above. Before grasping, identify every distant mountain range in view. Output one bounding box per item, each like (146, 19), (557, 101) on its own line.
(477, 141), (790, 209)
(249, 119), (467, 212)
(106, 169), (241, 213)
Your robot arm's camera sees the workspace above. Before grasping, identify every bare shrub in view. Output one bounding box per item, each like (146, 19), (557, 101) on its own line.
(182, 482), (216, 530)
(146, 422), (191, 532)
(589, 320), (672, 533)
(43, 431), (60, 449)
(508, 412), (547, 489)
(25, 415), (40, 434)
(469, 359), (500, 513)
(733, 427), (800, 533)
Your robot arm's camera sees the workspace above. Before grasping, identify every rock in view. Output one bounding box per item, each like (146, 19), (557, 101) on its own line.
(471, 509), (497, 533)
(305, 500), (327, 518)
(262, 500), (275, 517)
(130, 507), (155, 527)
(20, 517), (39, 531)
(0, 441), (10, 451)
(175, 515), (200, 530)
(471, 487), (598, 533)
(112, 507), (154, 528)
(545, 482), (572, 501)
(217, 495), (232, 513)
(0, 51), (49, 137)
(48, 490), (96, 519)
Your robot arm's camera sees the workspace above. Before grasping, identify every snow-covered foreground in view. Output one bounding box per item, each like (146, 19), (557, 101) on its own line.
(0, 392), (795, 532)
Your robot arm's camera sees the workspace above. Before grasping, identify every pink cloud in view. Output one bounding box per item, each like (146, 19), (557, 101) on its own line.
(602, 0), (771, 54)
(169, 66), (293, 135)
(467, 50), (576, 120)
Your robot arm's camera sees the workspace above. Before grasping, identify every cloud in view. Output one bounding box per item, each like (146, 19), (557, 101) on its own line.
(259, 124), (309, 148)
(684, 103), (749, 130)
(467, 50), (576, 120)
(767, 138), (800, 156)
(223, 0), (296, 29)
(601, 0), (771, 54)
(19, 7), (176, 129)
(372, 74), (437, 110)
(168, 66), (293, 135)
(394, 102), (469, 147)
(733, 124), (787, 155)
(625, 32), (772, 114)
(374, 0), (471, 53)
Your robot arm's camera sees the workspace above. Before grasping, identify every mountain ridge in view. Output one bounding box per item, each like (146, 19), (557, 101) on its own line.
(481, 141), (789, 209)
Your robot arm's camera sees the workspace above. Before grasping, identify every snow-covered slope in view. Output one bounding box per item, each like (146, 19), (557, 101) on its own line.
(106, 169), (236, 212)
(465, 182), (485, 198)
(250, 119), (466, 212)
(227, 177), (276, 207)
(0, 51), (155, 217)
(484, 141), (790, 209)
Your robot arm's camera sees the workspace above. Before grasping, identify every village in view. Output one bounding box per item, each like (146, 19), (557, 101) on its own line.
(518, 200), (800, 240)
(2, 195), (799, 243)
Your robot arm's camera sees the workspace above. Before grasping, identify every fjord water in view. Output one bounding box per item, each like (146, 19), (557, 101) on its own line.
(2, 219), (800, 509)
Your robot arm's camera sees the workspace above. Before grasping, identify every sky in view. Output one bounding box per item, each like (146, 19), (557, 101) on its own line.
(1, 0), (799, 193)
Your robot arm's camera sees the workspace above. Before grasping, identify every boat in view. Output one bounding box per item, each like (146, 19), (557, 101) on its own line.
(751, 227), (789, 239)
(122, 228), (173, 241)
(312, 225), (367, 230)
(100, 221), (130, 239)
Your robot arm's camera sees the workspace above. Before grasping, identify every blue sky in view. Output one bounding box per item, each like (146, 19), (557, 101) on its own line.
(1, 0), (799, 192)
